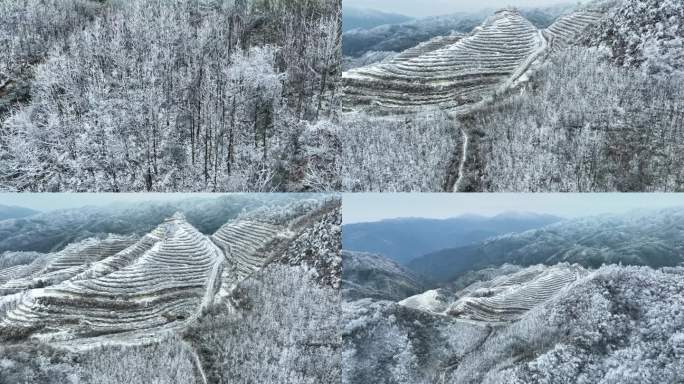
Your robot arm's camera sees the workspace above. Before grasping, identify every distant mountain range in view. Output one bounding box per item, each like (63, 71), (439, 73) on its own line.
(343, 7), (412, 32)
(0, 195), (311, 253)
(407, 208), (684, 284)
(342, 212), (561, 265)
(0, 205), (38, 221)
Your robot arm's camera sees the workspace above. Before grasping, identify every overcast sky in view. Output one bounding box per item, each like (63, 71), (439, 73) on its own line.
(345, 0), (576, 18)
(342, 194), (684, 224)
(0, 193), (223, 212)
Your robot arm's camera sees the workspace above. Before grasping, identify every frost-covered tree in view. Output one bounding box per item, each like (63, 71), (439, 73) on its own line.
(187, 265), (341, 384)
(338, 108), (458, 192)
(0, 0), (341, 192)
(474, 47), (684, 192)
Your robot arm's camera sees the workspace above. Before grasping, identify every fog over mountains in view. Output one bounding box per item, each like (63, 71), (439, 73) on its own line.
(0, 205), (38, 221)
(342, 7), (412, 32)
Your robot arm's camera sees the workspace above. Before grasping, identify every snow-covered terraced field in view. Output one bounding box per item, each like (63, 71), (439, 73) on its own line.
(0, 215), (222, 341)
(342, 8), (606, 115)
(0, 236), (136, 295)
(343, 10), (543, 114)
(212, 220), (283, 283)
(0, 201), (330, 347)
(446, 264), (588, 322)
(544, 9), (605, 52)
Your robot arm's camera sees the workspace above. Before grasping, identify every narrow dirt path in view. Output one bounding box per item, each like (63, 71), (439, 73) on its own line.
(452, 129), (469, 192)
(183, 339), (209, 384)
(444, 31), (549, 192)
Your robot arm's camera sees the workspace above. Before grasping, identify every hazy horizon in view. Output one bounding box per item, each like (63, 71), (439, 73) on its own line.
(342, 194), (684, 224)
(344, 0), (577, 18)
(0, 193), (225, 212)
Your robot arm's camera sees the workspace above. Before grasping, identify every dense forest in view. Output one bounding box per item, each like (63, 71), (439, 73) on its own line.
(339, 109), (457, 191)
(470, 47), (684, 192)
(0, 0), (342, 192)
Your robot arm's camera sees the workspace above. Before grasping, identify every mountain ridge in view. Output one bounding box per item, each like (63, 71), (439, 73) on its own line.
(0, 205), (39, 221)
(343, 212), (562, 264)
(407, 207), (684, 284)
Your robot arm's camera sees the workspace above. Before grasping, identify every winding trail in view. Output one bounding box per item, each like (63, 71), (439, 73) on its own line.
(183, 339), (209, 384)
(445, 30), (548, 192)
(451, 129), (469, 192)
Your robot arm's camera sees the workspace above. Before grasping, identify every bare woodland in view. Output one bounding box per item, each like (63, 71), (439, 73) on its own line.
(0, 0), (341, 192)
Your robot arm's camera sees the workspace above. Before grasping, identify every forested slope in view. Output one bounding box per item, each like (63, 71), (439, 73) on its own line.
(343, 265), (684, 384)
(0, 0), (342, 192)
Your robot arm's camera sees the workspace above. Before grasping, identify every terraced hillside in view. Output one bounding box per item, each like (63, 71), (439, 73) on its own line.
(211, 218), (295, 303)
(0, 235), (137, 294)
(446, 264), (588, 322)
(0, 215), (222, 343)
(343, 9), (543, 114)
(396, 264), (588, 323)
(0, 200), (335, 347)
(212, 220), (283, 284)
(344, 264), (684, 384)
(342, 8), (607, 115)
(544, 9), (605, 52)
